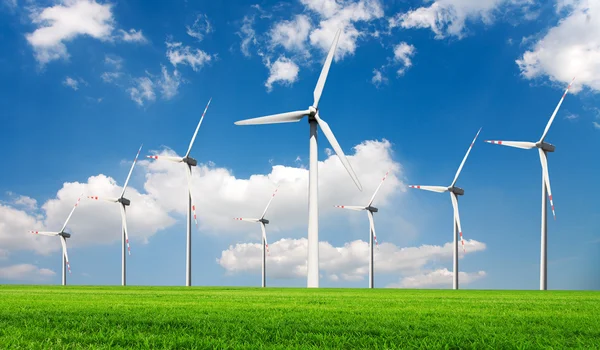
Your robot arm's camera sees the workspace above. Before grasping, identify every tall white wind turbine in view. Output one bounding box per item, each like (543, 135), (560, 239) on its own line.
(234, 29), (362, 288)
(147, 98), (212, 287)
(29, 194), (83, 286)
(334, 170), (390, 289)
(87, 144), (143, 286)
(409, 129), (481, 290)
(233, 187), (279, 288)
(485, 78), (575, 291)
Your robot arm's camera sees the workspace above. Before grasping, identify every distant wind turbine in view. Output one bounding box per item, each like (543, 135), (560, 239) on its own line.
(409, 128), (482, 290)
(29, 194), (83, 286)
(234, 29), (362, 288)
(334, 170), (391, 289)
(485, 78), (575, 291)
(87, 144), (142, 286)
(234, 186), (279, 288)
(147, 98), (212, 287)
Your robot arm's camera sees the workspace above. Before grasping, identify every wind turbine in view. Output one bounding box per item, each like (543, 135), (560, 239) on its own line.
(334, 170), (390, 288)
(233, 186), (279, 288)
(29, 194), (83, 286)
(485, 78), (575, 291)
(234, 29), (362, 288)
(87, 144), (143, 286)
(147, 98), (211, 287)
(409, 128), (481, 290)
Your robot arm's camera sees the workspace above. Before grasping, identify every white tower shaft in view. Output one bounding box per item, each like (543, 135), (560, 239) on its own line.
(307, 120), (319, 288)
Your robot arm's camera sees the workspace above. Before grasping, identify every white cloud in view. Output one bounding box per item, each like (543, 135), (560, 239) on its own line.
(128, 76), (155, 106)
(238, 15), (258, 57)
(101, 71), (121, 83)
(141, 139), (401, 236)
(565, 113), (579, 120)
(119, 28), (147, 43)
(304, 0), (384, 59)
(390, 0), (533, 39)
(63, 76), (80, 90)
(393, 42), (416, 75)
(166, 42), (212, 72)
(0, 264), (55, 282)
(157, 65), (183, 100)
(104, 54), (123, 69)
(5, 193), (38, 210)
(3, 0), (17, 10)
(218, 238), (486, 281)
(26, 0), (115, 64)
(388, 268), (486, 288)
(593, 121), (600, 129)
(187, 14), (213, 41)
(269, 15), (312, 52)
(516, 0), (600, 92)
(371, 68), (387, 86)
(265, 56), (299, 91)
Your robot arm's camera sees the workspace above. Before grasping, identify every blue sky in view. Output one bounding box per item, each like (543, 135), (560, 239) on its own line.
(0, 0), (598, 289)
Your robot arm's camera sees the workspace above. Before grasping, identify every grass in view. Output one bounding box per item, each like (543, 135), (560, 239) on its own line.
(0, 286), (598, 349)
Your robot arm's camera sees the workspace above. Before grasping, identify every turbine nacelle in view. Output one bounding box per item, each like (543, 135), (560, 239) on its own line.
(366, 206), (378, 213)
(308, 106), (317, 120)
(449, 186), (465, 196)
(536, 142), (556, 153)
(118, 197), (131, 206)
(259, 218), (270, 225)
(59, 232), (71, 239)
(184, 157), (198, 167)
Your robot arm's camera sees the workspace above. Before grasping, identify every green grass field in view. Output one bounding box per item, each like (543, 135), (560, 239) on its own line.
(0, 286), (598, 349)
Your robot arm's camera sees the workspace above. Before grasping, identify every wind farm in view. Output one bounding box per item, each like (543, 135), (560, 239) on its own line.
(2, 0), (599, 348)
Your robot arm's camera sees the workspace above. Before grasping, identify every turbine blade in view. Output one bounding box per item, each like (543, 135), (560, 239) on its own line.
(450, 192), (465, 253)
(146, 155), (183, 163)
(484, 141), (536, 150)
(260, 222), (270, 255)
(234, 110), (309, 126)
(233, 218), (260, 223)
(313, 28), (341, 108)
(368, 169), (391, 207)
(30, 231), (59, 236)
(60, 194), (83, 233)
(120, 144), (143, 198)
(185, 165), (199, 229)
(87, 196), (119, 203)
(538, 149), (556, 219)
(60, 236), (71, 274)
(367, 210), (378, 249)
(315, 113), (362, 191)
(185, 98), (212, 158)
(119, 204), (131, 256)
(333, 205), (365, 211)
(260, 186), (279, 220)
(409, 185), (448, 193)
(451, 128), (482, 187)
(540, 77), (575, 142)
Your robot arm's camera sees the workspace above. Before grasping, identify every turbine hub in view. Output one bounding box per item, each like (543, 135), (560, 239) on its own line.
(60, 232), (71, 239)
(308, 106), (317, 118)
(449, 187), (465, 196)
(119, 197), (131, 206)
(184, 157), (198, 167)
(366, 206), (378, 213)
(537, 142), (556, 153)
(259, 218), (269, 225)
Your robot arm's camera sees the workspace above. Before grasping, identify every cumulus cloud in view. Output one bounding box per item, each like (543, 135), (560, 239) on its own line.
(187, 14), (213, 41)
(371, 68), (387, 87)
(26, 0), (115, 64)
(128, 76), (155, 106)
(119, 29), (147, 43)
(265, 56), (300, 91)
(166, 42), (212, 71)
(101, 72), (121, 83)
(388, 268), (486, 288)
(269, 15), (312, 52)
(390, 0), (534, 39)
(218, 238), (486, 281)
(516, 0), (600, 92)
(157, 65), (183, 100)
(63, 76), (84, 90)
(393, 42), (416, 76)
(0, 264), (56, 282)
(142, 139), (401, 235)
(5, 193), (38, 210)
